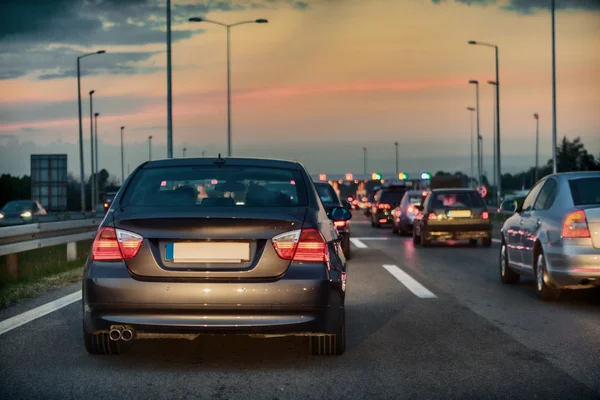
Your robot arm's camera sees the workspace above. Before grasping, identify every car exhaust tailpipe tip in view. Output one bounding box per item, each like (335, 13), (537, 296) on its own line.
(121, 329), (134, 341)
(109, 328), (122, 341)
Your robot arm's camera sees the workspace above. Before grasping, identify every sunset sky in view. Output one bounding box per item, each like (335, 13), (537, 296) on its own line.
(1, 0), (599, 181)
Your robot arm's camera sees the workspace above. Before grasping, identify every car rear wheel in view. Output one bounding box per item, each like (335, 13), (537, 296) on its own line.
(84, 331), (125, 355)
(413, 228), (421, 245)
(535, 252), (561, 301)
(469, 239), (478, 246)
(500, 243), (520, 284)
(392, 224), (399, 234)
(309, 310), (345, 355)
(421, 230), (431, 246)
(482, 237), (492, 248)
(342, 237), (351, 260)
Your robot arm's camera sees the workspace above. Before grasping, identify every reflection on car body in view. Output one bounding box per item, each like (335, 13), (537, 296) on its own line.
(83, 157), (352, 355)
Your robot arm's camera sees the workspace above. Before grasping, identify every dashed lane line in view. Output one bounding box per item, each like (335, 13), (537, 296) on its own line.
(349, 238), (368, 248)
(382, 264), (437, 299)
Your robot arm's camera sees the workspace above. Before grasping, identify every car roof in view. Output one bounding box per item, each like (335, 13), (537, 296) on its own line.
(313, 182), (333, 187)
(552, 171), (600, 181)
(430, 188), (477, 193)
(143, 157), (304, 170)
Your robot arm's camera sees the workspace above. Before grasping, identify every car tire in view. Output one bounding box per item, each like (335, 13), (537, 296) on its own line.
(84, 331), (124, 355)
(392, 224), (399, 234)
(469, 239), (478, 246)
(342, 238), (351, 260)
(422, 233), (431, 247)
(500, 243), (520, 284)
(309, 309), (345, 355)
(413, 228), (421, 245)
(482, 237), (492, 248)
(535, 251), (561, 301)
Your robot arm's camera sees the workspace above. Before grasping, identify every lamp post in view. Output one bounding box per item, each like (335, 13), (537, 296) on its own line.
(148, 136), (153, 161)
(488, 80), (498, 204)
(469, 40), (502, 204)
(469, 80), (482, 186)
(394, 142), (399, 179)
(189, 17), (268, 157)
(551, 0), (557, 173)
(89, 90), (95, 211)
(362, 147), (367, 176)
(534, 113), (540, 182)
(120, 126), (125, 185)
(467, 107), (476, 188)
(77, 50), (105, 211)
(166, 0), (173, 159)
(94, 112), (100, 206)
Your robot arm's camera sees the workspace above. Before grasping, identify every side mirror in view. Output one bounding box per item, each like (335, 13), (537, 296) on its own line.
(341, 200), (352, 210)
(329, 206), (352, 222)
(500, 200), (517, 214)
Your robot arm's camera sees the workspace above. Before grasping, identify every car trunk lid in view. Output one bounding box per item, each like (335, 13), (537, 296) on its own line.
(584, 207), (600, 249)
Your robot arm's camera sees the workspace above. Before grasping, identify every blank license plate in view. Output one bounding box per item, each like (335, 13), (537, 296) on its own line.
(166, 242), (250, 263)
(447, 210), (472, 218)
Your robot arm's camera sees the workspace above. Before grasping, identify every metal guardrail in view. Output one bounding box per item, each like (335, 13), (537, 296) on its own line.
(0, 218), (101, 257)
(0, 211), (102, 228)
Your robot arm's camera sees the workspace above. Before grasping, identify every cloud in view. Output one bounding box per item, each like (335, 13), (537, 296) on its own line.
(431, 0), (600, 13)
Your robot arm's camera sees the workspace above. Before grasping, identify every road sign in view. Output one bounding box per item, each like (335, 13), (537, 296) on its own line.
(477, 185), (488, 198)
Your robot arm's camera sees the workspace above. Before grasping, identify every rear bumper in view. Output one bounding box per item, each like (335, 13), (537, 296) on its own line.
(83, 261), (344, 336)
(423, 223), (491, 241)
(545, 242), (600, 288)
(374, 211), (393, 224)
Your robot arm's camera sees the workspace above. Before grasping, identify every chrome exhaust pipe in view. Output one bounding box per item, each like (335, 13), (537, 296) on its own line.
(121, 328), (134, 341)
(109, 328), (122, 341)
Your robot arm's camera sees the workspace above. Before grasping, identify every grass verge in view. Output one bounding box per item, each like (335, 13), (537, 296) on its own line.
(0, 240), (92, 309)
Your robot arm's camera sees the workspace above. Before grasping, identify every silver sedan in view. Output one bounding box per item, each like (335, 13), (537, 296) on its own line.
(499, 171), (600, 301)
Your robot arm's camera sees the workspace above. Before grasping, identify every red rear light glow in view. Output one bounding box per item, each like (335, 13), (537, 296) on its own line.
(91, 227), (143, 261)
(407, 206), (414, 213)
(378, 203), (391, 210)
(562, 210), (590, 238)
(272, 228), (328, 262)
(481, 211), (489, 219)
(334, 221), (346, 228)
(428, 212), (437, 220)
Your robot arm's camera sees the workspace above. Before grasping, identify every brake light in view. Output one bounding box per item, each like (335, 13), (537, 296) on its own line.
(428, 212), (437, 220)
(334, 221), (346, 228)
(407, 206), (415, 213)
(378, 203), (391, 210)
(562, 210), (590, 238)
(272, 228), (328, 262)
(91, 227), (143, 261)
(481, 211), (489, 219)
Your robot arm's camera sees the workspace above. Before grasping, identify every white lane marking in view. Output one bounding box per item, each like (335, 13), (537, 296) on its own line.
(349, 238), (368, 248)
(0, 290), (82, 336)
(382, 265), (437, 299)
(492, 238), (501, 243)
(352, 237), (392, 241)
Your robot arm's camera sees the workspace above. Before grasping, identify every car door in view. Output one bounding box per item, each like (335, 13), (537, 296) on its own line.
(521, 178), (558, 268)
(513, 180), (545, 268)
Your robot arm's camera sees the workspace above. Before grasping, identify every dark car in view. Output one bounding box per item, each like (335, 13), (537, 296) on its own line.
(83, 157), (351, 356)
(314, 182), (352, 259)
(370, 185), (408, 228)
(103, 191), (118, 213)
(0, 200), (47, 226)
(413, 188), (491, 247)
(392, 190), (428, 235)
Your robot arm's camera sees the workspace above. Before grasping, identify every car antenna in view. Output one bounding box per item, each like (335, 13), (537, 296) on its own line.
(214, 153), (226, 167)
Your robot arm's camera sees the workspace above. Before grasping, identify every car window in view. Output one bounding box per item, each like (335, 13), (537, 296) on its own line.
(569, 177), (600, 206)
(122, 166), (307, 207)
(533, 179), (557, 210)
(520, 181), (545, 212)
(1, 201), (34, 212)
(315, 184), (340, 205)
(407, 194), (422, 204)
(429, 191), (484, 209)
(380, 190), (406, 205)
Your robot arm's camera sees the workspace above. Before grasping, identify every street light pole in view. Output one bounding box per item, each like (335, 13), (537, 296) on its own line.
(166, 0), (173, 159)
(469, 80), (482, 186)
(394, 142), (399, 179)
(89, 90), (95, 211)
(76, 50), (105, 211)
(534, 113), (540, 182)
(189, 17), (268, 157)
(148, 136), (153, 161)
(551, 0), (557, 174)
(94, 112), (100, 206)
(467, 107), (476, 188)
(469, 40), (502, 204)
(488, 81), (498, 204)
(362, 147), (367, 176)
(120, 126), (125, 185)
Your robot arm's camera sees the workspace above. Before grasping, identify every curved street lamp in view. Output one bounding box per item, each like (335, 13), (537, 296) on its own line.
(469, 80), (482, 186)
(189, 17), (268, 157)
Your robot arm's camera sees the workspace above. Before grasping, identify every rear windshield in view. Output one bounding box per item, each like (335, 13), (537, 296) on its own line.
(315, 184), (340, 205)
(569, 177), (600, 206)
(122, 166), (307, 207)
(430, 191), (484, 209)
(380, 190), (406, 204)
(407, 194), (422, 204)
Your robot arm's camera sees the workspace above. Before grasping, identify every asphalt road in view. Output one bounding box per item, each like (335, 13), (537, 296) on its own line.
(1, 213), (599, 399)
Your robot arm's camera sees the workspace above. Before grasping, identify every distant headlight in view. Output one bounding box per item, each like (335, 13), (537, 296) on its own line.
(20, 211), (32, 218)
(0, 213), (4, 219)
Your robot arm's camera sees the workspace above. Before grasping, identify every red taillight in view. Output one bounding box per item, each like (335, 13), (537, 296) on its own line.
(481, 211), (489, 219)
(428, 212), (437, 220)
(407, 206), (415, 213)
(272, 228), (328, 262)
(334, 221), (346, 228)
(562, 210), (590, 238)
(91, 227), (143, 261)
(378, 203), (391, 210)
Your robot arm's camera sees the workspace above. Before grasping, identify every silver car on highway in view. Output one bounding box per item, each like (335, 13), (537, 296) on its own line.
(499, 171), (600, 300)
